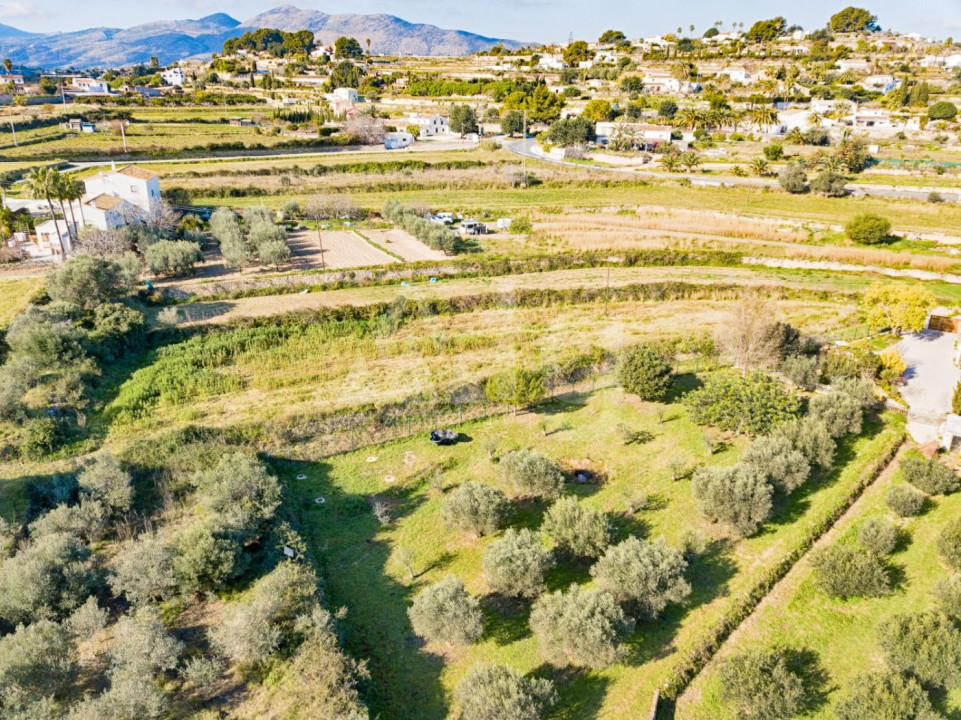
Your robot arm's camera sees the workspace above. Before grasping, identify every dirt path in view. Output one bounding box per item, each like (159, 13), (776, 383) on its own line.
(675, 446), (905, 712)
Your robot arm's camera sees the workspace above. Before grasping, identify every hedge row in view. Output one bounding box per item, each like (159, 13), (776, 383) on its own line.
(658, 421), (905, 705)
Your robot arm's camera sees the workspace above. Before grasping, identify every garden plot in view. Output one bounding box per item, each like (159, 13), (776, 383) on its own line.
(363, 229), (448, 262)
(313, 230), (400, 269)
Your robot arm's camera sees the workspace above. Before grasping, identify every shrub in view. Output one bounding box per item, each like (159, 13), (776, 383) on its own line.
(541, 497), (610, 559)
(441, 481), (509, 536)
(497, 450), (564, 499)
(0, 532), (96, 624)
(928, 101), (958, 120)
(878, 612), (961, 688)
(741, 434), (810, 494)
(78, 453), (133, 517)
(590, 536), (690, 617)
(886, 485), (926, 517)
(764, 142), (785, 161)
(933, 574), (961, 618)
(194, 452), (281, 536)
(858, 516), (898, 556)
(832, 377), (877, 409)
(779, 354), (819, 390)
(46, 254), (128, 311)
(772, 417), (836, 471)
(408, 575), (483, 646)
(938, 518), (961, 570)
(482, 529), (553, 598)
(685, 372), (800, 435)
(109, 608), (183, 678)
(717, 648), (805, 720)
(900, 451), (960, 495)
(778, 163), (808, 193)
(810, 544), (890, 598)
(454, 664), (556, 720)
(691, 465), (773, 537)
(485, 368), (546, 411)
(834, 670), (940, 720)
(808, 391), (863, 438)
(529, 584), (633, 668)
(110, 533), (177, 606)
(617, 344), (673, 400)
(173, 520), (245, 594)
(0, 619), (75, 708)
(144, 240), (203, 277)
(810, 170), (848, 197)
(861, 282), (934, 334)
(846, 214), (891, 245)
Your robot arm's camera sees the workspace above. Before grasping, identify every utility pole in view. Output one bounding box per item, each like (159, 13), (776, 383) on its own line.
(522, 109), (527, 188)
(119, 120), (128, 153)
(9, 121), (16, 147)
(317, 229), (325, 269)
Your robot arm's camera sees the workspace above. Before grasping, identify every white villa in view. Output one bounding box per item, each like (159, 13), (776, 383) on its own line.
(408, 114), (451, 137)
(161, 68), (186, 87)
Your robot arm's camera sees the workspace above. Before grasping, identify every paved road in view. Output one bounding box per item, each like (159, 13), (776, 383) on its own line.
(501, 138), (961, 203)
(897, 329), (960, 443)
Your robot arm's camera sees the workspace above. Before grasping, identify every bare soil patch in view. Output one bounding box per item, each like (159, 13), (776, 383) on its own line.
(363, 228), (447, 262)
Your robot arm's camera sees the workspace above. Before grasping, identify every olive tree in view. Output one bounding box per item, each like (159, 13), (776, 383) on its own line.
(173, 520), (245, 594)
(194, 453), (282, 536)
(886, 484), (926, 517)
(809, 544), (890, 599)
(529, 584), (633, 668)
(0, 619), (75, 708)
(741, 434), (810, 494)
(541, 497), (610, 559)
(834, 670), (941, 720)
(483, 529), (553, 598)
(808, 392), (863, 438)
(858, 516), (898, 556)
(110, 533), (177, 606)
(933, 574), (961, 619)
(408, 575), (483, 646)
(78, 453), (133, 518)
(46, 254), (128, 311)
(691, 465), (773, 537)
(497, 450), (564, 499)
(590, 536), (691, 617)
(772, 417), (836, 471)
(938, 518), (961, 570)
(900, 452), (960, 496)
(454, 664), (556, 720)
(617, 344), (673, 400)
(717, 648), (805, 720)
(441, 482), (509, 537)
(109, 608), (183, 678)
(878, 612), (961, 688)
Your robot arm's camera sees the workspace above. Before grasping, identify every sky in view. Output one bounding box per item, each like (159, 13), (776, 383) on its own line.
(2, 0), (960, 42)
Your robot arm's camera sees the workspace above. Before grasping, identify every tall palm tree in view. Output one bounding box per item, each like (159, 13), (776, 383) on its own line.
(51, 171), (72, 247)
(675, 106), (702, 132)
(2, 59), (11, 74)
(69, 178), (86, 228)
(749, 106), (779, 132)
(26, 167), (65, 256)
(808, 112), (825, 128)
(56, 173), (81, 242)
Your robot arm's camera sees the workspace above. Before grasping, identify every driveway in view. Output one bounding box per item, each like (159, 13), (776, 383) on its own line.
(897, 330), (961, 443)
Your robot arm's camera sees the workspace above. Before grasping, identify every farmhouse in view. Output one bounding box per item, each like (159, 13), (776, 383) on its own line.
(83, 165), (161, 214)
(160, 68), (186, 86)
(407, 114), (451, 137)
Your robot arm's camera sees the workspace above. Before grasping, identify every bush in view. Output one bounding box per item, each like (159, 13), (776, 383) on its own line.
(617, 344), (673, 400)
(454, 664), (556, 720)
(832, 377), (877, 409)
(173, 520), (245, 594)
(741, 434), (810, 494)
(78, 453), (133, 518)
(194, 452), (281, 536)
(928, 101), (958, 120)
(764, 142), (785, 161)
(529, 584), (633, 668)
(773, 417), (836, 471)
(66, 596), (108, 638)
(878, 612), (961, 688)
(810, 170), (848, 197)
(482, 528), (554, 598)
(933, 574), (961, 618)
(144, 240), (203, 277)
(691, 465), (773, 537)
(900, 451), (960, 495)
(109, 608), (183, 678)
(846, 214), (891, 245)
(685, 372), (800, 435)
(779, 354), (819, 390)
(778, 163), (807, 193)
(0, 532), (97, 624)
(717, 648), (805, 720)
(834, 670), (940, 720)
(938, 518), (961, 570)
(858, 516), (898, 556)
(497, 450), (564, 499)
(808, 391), (863, 438)
(110, 533), (177, 606)
(408, 575), (483, 646)
(0, 619), (75, 708)
(886, 485), (926, 517)
(257, 239), (291, 268)
(441, 481), (509, 536)
(590, 536), (690, 617)
(485, 368), (546, 411)
(541, 497), (610, 559)
(46, 254), (128, 311)
(809, 544), (890, 598)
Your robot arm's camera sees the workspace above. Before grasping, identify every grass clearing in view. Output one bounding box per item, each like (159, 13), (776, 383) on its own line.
(0, 277), (43, 326)
(282, 388), (903, 719)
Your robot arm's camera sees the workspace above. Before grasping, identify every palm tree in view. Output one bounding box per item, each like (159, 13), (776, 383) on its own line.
(660, 154), (682, 173)
(2, 58), (10, 74)
(818, 155), (846, 173)
(807, 112), (825, 128)
(749, 157), (770, 176)
(680, 150), (702, 172)
(69, 177), (86, 228)
(675, 106), (702, 132)
(786, 127), (805, 145)
(56, 174), (82, 242)
(748, 106), (779, 132)
(26, 167), (65, 256)
(365, 38), (372, 56)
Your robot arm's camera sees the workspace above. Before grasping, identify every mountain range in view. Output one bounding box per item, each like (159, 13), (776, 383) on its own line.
(0, 6), (524, 69)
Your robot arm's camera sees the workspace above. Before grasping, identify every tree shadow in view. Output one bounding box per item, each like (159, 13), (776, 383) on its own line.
(480, 594), (532, 646)
(279, 457), (448, 720)
(785, 646), (833, 715)
(545, 555), (595, 592)
(928, 686), (961, 720)
(532, 664), (612, 720)
(665, 373), (703, 403)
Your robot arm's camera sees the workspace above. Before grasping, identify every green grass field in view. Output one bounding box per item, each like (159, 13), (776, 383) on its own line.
(279, 384), (903, 719)
(0, 278), (42, 327)
(679, 451), (961, 719)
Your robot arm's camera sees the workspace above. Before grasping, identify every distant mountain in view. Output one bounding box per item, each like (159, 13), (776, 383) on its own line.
(0, 6), (523, 69)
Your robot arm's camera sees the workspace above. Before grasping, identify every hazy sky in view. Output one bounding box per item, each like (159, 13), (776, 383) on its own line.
(3, 0), (960, 42)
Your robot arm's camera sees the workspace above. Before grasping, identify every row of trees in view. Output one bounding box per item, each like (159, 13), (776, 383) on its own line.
(210, 206), (291, 269)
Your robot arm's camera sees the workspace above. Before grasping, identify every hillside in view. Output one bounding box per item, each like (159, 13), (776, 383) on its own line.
(0, 5), (522, 68)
